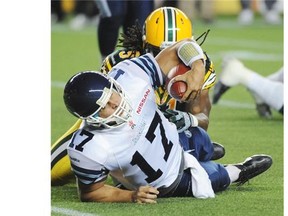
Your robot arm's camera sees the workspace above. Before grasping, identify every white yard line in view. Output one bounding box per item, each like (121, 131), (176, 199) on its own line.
(51, 206), (101, 216)
(207, 37), (282, 51)
(216, 99), (254, 109)
(210, 50), (282, 62)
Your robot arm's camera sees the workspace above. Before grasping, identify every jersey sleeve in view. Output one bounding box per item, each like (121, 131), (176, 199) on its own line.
(68, 150), (109, 185)
(128, 53), (164, 89)
(71, 159), (109, 184)
(67, 130), (110, 185)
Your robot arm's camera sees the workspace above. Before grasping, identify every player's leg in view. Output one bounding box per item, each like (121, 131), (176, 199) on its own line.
(199, 161), (230, 192)
(266, 67), (283, 82)
(124, 0), (154, 32)
(263, 0), (281, 24)
(224, 154), (273, 185)
(213, 58), (283, 114)
(96, 0), (126, 60)
(179, 127), (225, 161)
(165, 160), (230, 197)
(200, 154), (272, 192)
(238, 0), (254, 25)
(164, 154), (272, 197)
(238, 64), (283, 113)
(249, 67), (283, 118)
(51, 119), (82, 186)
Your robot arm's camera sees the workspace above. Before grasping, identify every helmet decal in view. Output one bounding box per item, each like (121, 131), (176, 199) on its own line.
(164, 7), (177, 43)
(144, 7), (192, 54)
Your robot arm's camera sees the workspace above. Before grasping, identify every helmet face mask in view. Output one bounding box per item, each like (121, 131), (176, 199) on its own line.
(64, 71), (132, 129)
(86, 80), (133, 129)
(143, 7), (193, 55)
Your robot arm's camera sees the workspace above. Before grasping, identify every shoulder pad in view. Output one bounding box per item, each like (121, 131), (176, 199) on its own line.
(100, 50), (141, 74)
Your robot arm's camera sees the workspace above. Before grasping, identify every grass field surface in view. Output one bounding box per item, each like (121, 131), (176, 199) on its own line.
(51, 15), (283, 216)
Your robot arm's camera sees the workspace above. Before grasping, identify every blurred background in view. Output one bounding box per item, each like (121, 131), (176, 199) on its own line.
(51, 0), (284, 27)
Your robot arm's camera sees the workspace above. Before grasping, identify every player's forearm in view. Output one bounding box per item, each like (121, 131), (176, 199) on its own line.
(188, 60), (205, 89)
(79, 184), (134, 203)
(157, 39), (204, 75)
(194, 113), (209, 131)
(185, 90), (211, 131)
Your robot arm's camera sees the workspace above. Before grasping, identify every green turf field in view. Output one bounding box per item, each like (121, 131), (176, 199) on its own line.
(51, 15), (283, 216)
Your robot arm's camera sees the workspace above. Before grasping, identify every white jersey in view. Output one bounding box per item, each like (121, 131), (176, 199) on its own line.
(67, 54), (183, 190)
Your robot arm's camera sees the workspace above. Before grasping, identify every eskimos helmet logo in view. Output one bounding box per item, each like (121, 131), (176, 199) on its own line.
(63, 71), (132, 129)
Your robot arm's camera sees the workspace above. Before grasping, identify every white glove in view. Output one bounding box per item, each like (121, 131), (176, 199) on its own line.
(163, 109), (198, 133)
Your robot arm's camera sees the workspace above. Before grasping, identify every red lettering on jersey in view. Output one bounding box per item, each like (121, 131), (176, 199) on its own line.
(136, 89), (151, 114)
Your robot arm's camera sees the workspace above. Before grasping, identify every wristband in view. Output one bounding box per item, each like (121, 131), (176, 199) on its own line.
(131, 191), (138, 203)
(177, 41), (204, 67)
(188, 113), (198, 127)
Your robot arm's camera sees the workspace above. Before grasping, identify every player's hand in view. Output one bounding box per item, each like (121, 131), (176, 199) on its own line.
(131, 185), (159, 204)
(163, 109), (198, 132)
(172, 59), (205, 101)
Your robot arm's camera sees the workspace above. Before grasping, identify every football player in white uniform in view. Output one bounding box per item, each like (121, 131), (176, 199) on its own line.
(63, 39), (272, 203)
(51, 7), (223, 186)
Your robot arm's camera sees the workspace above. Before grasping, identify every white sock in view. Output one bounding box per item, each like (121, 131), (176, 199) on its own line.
(220, 58), (253, 87)
(246, 73), (283, 111)
(267, 67), (283, 82)
(247, 67), (284, 104)
(248, 89), (265, 104)
(221, 59), (284, 111)
(225, 165), (241, 183)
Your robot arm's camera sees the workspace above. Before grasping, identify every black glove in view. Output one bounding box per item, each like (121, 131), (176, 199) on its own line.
(163, 109), (198, 133)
